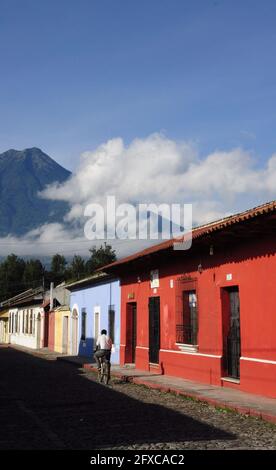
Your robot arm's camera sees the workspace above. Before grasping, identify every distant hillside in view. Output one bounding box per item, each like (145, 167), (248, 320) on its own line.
(0, 147), (71, 236)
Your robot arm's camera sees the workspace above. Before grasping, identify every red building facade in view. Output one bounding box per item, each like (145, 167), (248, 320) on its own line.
(48, 310), (55, 351)
(104, 201), (276, 399)
(42, 303), (55, 351)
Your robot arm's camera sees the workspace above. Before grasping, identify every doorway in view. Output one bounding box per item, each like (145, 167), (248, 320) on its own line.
(222, 286), (241, 379)
(62, 316), (69, 354)
(94, 309), (100, 351)
(43, 312), (49, 347)
(149, 297), (160, 364)
(126, 302), (137, 363)
(36, 313), (41, 349)
(72, 309), (79, 355)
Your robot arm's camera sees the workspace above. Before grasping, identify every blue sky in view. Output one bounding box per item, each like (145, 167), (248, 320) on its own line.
(0, 0), (276, 170)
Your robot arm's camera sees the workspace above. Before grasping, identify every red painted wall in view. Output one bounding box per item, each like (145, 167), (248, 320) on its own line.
(43, 312), (49, 347)
(48, 311), (55, 351)
(119, 234), (276, 399)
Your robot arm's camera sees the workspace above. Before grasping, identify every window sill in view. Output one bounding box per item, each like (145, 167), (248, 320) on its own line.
(175, 343), (198, 353)
(221, 377), (240, 384)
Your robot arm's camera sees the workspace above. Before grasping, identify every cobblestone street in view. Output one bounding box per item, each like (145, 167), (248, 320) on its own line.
(0, 347), (275, 450)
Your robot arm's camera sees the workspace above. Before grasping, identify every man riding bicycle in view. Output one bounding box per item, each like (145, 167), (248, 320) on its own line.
(94, 329), (112, 371)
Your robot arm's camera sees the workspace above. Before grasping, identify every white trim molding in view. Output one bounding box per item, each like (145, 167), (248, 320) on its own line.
(240, 356), (276, 365)
(160, 348), (222, 359)
(176, 343), (198, 353)
(136, 346), (149, 350)
(221, 377), (240, 384)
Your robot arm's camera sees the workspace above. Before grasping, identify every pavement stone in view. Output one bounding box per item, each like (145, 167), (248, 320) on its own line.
(0, 346), (275, 450)
(82, 362), (276, 425)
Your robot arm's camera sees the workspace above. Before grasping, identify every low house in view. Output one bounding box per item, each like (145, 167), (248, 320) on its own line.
(102, 200), (276, 399)
(66, 273), (120, 364)
(43, 283), (70, 354)
(2, 288), (44, 349)
(53, 305), (71, 354)
(0, 309), (9, 344)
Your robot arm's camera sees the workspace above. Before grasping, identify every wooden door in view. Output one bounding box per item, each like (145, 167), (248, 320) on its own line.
(149, 297), (160, 364)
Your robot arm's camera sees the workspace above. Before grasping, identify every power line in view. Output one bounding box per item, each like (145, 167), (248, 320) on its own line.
(0, 240), (148, 256)
(0, 238), (142, 246)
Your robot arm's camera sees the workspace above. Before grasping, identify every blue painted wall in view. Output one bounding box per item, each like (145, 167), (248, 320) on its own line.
(70, 278), (120, 364)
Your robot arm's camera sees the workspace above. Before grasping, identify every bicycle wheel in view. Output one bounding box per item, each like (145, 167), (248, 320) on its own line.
(98, 370), (102, 382)
(98, 361), (104, 383)
(102, 362), (110, 385)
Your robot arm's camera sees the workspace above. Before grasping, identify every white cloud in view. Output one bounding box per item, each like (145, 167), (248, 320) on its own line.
(3, 133), (276, 259)
(41, 133), (276, 223)
(0, 223), (86, 257)
(0, 223), (156, 259)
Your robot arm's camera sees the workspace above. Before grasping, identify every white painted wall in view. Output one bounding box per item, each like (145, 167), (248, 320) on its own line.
(9, 306), (43, 350)
(0, 319), (9, 343)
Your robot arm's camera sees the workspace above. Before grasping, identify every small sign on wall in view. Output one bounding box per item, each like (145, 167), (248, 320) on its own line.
(226, 273), (232, 281)
(170, 279), (174, 289)
(128, 292), (135, 300)
(150, 269), (159, 288)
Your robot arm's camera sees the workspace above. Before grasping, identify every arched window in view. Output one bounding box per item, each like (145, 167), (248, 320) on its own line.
(81, 309), (87, 341)
(15, 312), (18, 334)
(30, 310), (33, 336)
(72, 308), (78, 320)
(25, 310), (27, 334)
(71, 308), (79, 356)
(32, 310), (35, 335)
(26, 310), (29, 334)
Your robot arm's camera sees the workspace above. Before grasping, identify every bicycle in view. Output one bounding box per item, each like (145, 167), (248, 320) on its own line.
(98, 356), (111, 385)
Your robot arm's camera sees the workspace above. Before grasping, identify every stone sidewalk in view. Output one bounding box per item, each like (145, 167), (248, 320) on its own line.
(9, 346), (276, 426)
(74, 358), (276, 425)
(9, 344), (65, 360)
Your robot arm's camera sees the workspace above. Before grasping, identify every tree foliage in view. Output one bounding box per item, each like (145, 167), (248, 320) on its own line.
(50, 254), (67, 285)
(23, 259), (44, 285)
(86, 243), (117, 274)
(0, 254), (26, 300)
(0, 245), (117, 303)
(67, 255), (86, 280)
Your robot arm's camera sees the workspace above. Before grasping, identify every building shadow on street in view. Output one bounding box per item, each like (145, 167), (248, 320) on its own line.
(0, 347), (235, 449)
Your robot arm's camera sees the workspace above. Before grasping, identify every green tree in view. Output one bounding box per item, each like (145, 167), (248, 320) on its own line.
(67, 255), (86, 280)
(0, 254), (26, 302)
(22, 259), (44, 287)
(86, 243), (116, 274)
(50, 254), (67, 284)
